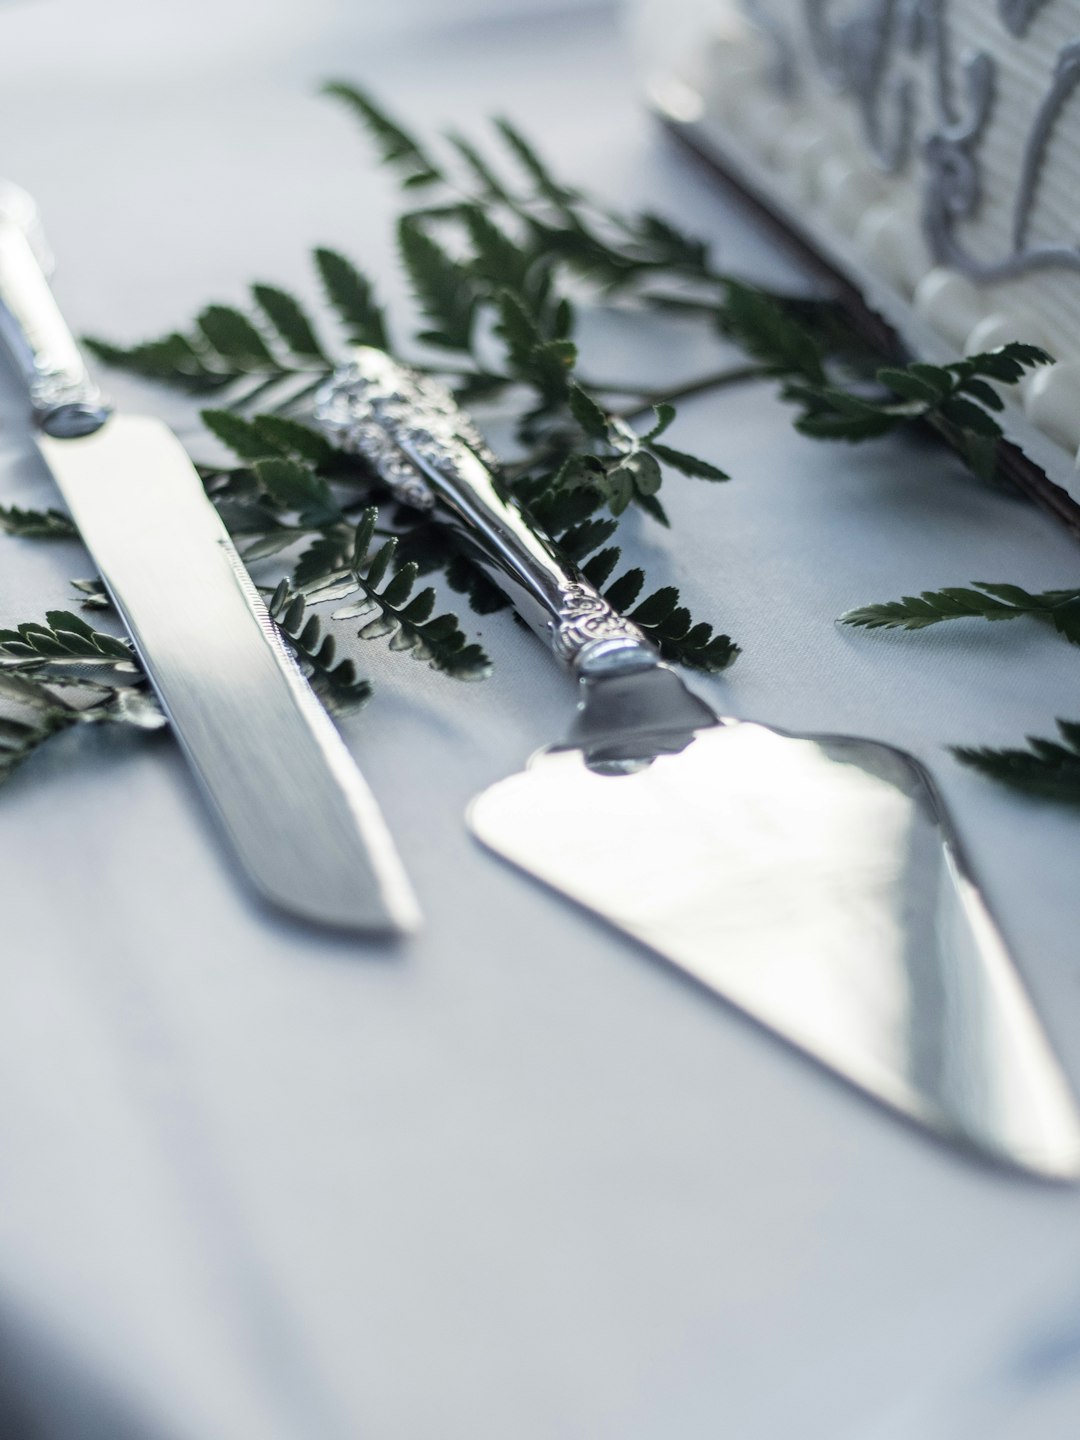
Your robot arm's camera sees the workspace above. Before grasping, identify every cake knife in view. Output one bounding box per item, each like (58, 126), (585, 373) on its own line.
(316, 348), (1080, 1176)
(0, 189), (418, 933)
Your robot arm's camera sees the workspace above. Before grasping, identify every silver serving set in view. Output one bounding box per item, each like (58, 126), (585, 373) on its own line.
(1, 184), (1078, 1180)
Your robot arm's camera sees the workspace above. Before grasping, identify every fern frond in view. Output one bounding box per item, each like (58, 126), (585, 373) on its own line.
(0, 610), (138, 686)
(842, 582), (1080, 642)
(0, 708), (78, 787)
(955, 720), (1080, 803)
(322, 82), (443, 187)
(267, 581), (372, 715)
(398, 217), (477, 350)
(626, 584), (739, 672)
(252, 284), (327, 363)
(314, 248), (389, 349)
(300, 509), (491, 679)
(0, 505), (77, 539)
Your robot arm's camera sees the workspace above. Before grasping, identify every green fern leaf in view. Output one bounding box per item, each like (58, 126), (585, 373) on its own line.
(313, 248), (389, 349)
(568, 384), (608, 440)
(251, 415), (337, 468)
(493, 117), (576, 207)
(647, 442), (728, 481)
(496, 289), (574, 401)
(303, 509), (492, 678)
(398, 218), (476, 350)
(197, 305), (278, 369)
(0, 707), (78, 787)
(720, 282), (827, 384)
(462, 205), (534, 296)
(603, 568), (644, 612)
(253, 458), (342, 527)
(201, 409), (268, 460)
(0, 505), (77, 539)
(841, 582), (1080, 639)
(954, 720), (1080, 802)
(84, 332), (227, 391)
(322, 81), (443, 186)
(252, 284), (327, 362)
(445, 132), (512, 202)
(268, 580), (371, 715)
(580, 547), (620, 589)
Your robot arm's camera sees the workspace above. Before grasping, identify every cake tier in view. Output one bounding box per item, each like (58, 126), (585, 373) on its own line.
(639, 0), (1080, 504)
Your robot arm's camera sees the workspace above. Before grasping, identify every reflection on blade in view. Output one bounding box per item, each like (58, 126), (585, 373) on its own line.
(39, 417), (419, 933)
(469, 721), (1080, 1179)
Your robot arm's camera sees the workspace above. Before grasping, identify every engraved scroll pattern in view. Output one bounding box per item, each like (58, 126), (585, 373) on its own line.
(314, 349), (499, 511)
(550, 584), (652, 669)
(749, 0), (1080, 280)
(314, 350), (654, 672)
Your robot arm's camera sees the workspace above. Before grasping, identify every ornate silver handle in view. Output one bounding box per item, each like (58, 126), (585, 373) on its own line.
(314, 348), (660, 677)
(0, 183), (111, 438)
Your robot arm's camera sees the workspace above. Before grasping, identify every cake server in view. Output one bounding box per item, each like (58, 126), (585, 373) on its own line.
(316, 347), (1080, 1176)
(0, 188), (418, 933)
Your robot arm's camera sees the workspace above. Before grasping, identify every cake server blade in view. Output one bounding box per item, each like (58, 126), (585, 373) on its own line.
(315, 347), (1080, 1176)
(472, 719), (1080, 1176)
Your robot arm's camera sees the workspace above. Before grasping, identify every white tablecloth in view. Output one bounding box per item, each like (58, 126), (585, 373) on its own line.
(3, 2), (1080, 1436)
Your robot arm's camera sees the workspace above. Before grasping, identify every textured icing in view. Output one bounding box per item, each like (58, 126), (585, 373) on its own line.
(651, 0), (1080, 459)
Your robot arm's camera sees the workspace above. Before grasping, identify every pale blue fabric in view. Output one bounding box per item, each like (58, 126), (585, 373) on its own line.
(1, 2), (1080, 1436)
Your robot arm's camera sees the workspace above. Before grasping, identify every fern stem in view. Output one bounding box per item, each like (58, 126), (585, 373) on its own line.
(635, 287), (730, 316)
(269, 376), (332, 415)
(610, 364), (768, 422)
(229, 375), (301, 411)
(410, 362), (504, 382)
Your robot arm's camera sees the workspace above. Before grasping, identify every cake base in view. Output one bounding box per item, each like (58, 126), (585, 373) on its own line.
(655, 97), (1080, 541)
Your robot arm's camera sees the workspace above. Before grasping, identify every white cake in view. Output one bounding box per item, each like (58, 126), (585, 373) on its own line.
(638, 1), (1080, 498)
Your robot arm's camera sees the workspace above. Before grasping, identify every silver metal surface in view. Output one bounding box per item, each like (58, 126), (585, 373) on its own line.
(0, 200), (418, 933)
(38, 418), (419, 932)
(0, 194), (109, 437)
(319, 350), (1080, 1176)
(315, 351), (658, 677)
(471, 722), (1080, 1178)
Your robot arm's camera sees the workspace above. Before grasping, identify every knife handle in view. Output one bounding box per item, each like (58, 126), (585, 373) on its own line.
(315, 349), (661, 678)
(0, 185), (111, 438)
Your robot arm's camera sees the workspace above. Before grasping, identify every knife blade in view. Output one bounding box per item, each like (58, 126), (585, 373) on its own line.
(0, 188), (419, 933)
(315, 347), (1080, 1178)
